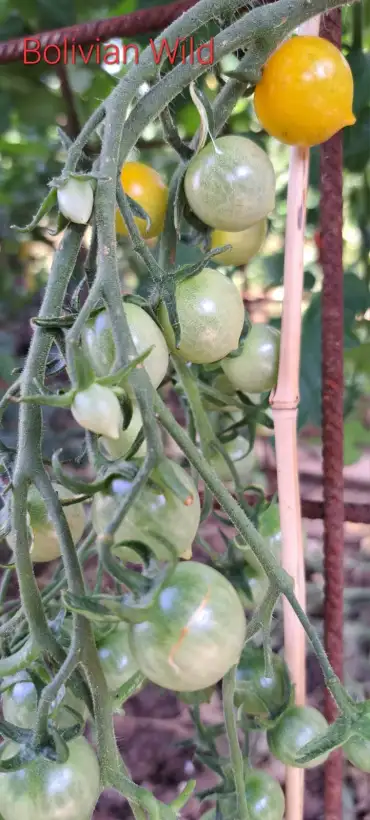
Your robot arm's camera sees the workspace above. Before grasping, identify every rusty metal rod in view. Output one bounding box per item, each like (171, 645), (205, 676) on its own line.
(320, 9), (345, 820)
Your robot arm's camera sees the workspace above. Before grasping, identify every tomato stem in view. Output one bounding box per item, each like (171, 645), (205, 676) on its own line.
(222, 666), (251, 820)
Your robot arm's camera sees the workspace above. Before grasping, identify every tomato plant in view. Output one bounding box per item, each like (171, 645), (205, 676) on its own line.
(82, 302), (169, 387)
(221, 324), (280, 394)
(92, 460), (201, 561)
(1, 671), (87, 730)
(211, 219), (268, 267)
(254, 35), (356, 147)
(1, 1), (366, 817)
(129, 561), (247, 691)
(7, 483), (85, 562)
(0, 737), (101, 820)
(235, 646), (290, 718)
(97, 623), (139, 693)
(184, 136), (276, 231)
(116, 161), (168, 238)
(158, 268), (245, 364)
(267, 705), (329, 768)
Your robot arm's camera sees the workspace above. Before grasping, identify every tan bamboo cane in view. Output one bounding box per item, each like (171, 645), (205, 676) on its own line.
(270, 15), (321, 820)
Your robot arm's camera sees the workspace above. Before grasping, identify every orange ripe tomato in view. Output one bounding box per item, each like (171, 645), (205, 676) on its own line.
(254, 36), (356, 147)
(116, 161), (168, 239)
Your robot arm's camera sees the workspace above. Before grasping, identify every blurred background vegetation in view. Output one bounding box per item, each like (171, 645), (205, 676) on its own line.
(0, 0), (369, 461)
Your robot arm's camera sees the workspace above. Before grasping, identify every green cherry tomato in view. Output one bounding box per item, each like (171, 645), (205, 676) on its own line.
(267, 705), (329, 768)
(57, 178), (94, 225)
(99, 401), (147, 461)
(0, 736), (101, 820)
(7, 483), (85, 562)
(259, 503), (282, 554)
(344, 733), (370, 772)
(97, 623), (139, 693)
(82, 301), (169, 387)
(1, 671), (87, 730)
(235, 646), (290, 718)
(158, 268), (245, 365)
(219, 769), (285, 820)
(202, 374), (240, 412)
(210, 435), (256, 485)
(129, 561), (246, 691)
(184, 136), (276, 231)
(211, 219), (268, 267)
(71, 383), (123, 440)
(237, 563), (269, 612)
(92, 460), (200, 562)
(221, 324), (280, 394)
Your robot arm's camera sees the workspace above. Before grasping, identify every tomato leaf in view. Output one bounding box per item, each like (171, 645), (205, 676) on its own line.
(11, 187), (57, 233)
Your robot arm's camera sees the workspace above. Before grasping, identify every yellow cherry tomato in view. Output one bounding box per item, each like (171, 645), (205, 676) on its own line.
(254, 36), (355, 147)
(116, 161), (168, 239)
(211, 219), (267, 267)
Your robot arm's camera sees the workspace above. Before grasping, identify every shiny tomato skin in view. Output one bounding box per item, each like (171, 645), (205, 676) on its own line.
(184, 136), (276, 231)
(116, 161), (168, 238)
(7, 483), (85, 563)
(99, 401), (147, 461)
(235, 646), (290, 718)
(219, 769), (285, 820)
(82, 301), (169, 387)
(1, 671), (87, 730)
(158, 268), (245, 365)
(254, 36), (355, 147)
(211, 219), (267, 267)
(129, 561), (247, 691)
(258, 503), (282, 554)
(210, 435), (256, 485)
(97, 623), (139, 693)
(0, 736), (101, 820)
(237, 563), (269, 612)
(267, 705), (329, 768)
(344, 733), (370, 772)
(221, 324), (280, 394)
(92, 460), (200, 562)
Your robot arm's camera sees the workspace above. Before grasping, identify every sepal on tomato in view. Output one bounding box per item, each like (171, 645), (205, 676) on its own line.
(189, 80), (215, 154)
(0, 636), (40, 679)
(10, 187), (57, 233)
(112, 671), (147, 710)
(295, 713), (354, 766)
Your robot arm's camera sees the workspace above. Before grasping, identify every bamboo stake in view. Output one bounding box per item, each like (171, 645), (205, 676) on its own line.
(270, 15), (321, 820)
